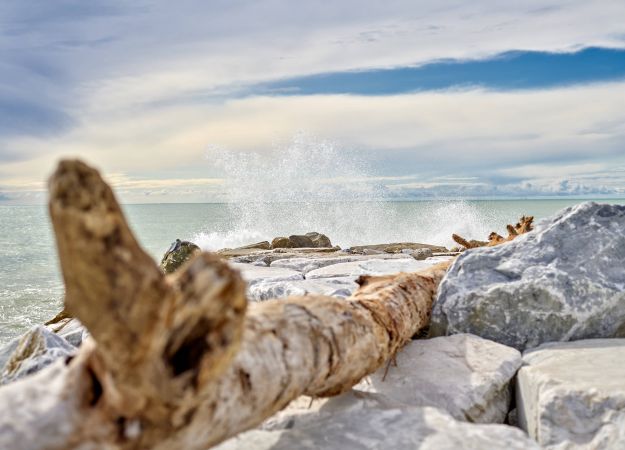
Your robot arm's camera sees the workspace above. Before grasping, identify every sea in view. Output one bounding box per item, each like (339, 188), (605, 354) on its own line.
(1, 198), (624, 345)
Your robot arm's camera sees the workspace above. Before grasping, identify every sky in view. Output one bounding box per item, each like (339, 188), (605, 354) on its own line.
(1, 0), (625, 204)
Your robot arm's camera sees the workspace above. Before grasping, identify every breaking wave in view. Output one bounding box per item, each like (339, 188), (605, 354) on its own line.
(192, 134), (507, 249)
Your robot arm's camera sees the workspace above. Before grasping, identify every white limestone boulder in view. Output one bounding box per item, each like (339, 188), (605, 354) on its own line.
(248, 277), (358, 301)
(269, 254), (409, 275)
(353, 334), (521, 423)
(431, 202), (625, 351)
(306, 257), (449, 279)
(517, 339), (625, 449)
(215, 405), (539, 450)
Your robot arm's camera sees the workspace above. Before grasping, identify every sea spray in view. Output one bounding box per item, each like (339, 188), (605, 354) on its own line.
(194, 134), (396, 248)
(192, 135), (518, 250)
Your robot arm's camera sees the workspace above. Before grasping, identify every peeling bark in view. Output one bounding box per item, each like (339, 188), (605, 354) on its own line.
(0, 160), (451, 450)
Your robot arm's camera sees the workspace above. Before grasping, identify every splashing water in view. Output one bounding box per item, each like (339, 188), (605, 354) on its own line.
(192, 135), (521, 250)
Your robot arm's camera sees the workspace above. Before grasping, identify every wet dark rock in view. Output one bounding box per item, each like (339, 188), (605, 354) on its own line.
(271, 237), (293, 249)
(305, 232), (332, 248)
(160, 239), (201, 274)
(288, 235), (315, 248)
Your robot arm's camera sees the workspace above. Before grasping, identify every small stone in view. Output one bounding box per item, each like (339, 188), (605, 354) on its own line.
(411, 248), (433, 260)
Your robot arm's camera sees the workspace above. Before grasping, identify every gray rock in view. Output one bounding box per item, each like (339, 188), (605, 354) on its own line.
(47, 318), (87, 347)
(271, 237), (292, 249)
(232, 248), (341, 266)
(288, 235), (315, 248)
(229, 263), (303, 286)
(412, 248), (434, 260)
(215, 405), (539, 450)
(517, 339), (625, 449)
(248, 277), (358, 301)
(261, 390), (400, 431)
(349, 242), (448, 254)
(269, 254), (412, 275)
(353, 334), (521, 423)
(361, 248), (385, 255)
(305, 232), (332, 248)
(306, 257), (450, 280)
(0, 325), (75, 385)
(430, 202), (625, 351)
(237, 241), (272, 250)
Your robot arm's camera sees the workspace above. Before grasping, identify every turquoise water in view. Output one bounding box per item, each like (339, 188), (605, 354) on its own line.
(0, 198), (623, 345)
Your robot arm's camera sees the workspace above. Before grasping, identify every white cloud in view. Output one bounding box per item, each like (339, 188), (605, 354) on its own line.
(64, 0), (625, 112)
(1, 81), (624, 202)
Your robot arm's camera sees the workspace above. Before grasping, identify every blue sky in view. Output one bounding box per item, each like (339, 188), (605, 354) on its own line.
(260, 48), (625, 95)
(1, 0), (625, 203)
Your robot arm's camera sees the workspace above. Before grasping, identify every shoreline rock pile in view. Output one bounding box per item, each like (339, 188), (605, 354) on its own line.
(1, 202), (624, 449)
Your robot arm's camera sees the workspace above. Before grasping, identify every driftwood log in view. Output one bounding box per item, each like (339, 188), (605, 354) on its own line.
(452, 215), (534, 249)
(0, 160), (451, 450)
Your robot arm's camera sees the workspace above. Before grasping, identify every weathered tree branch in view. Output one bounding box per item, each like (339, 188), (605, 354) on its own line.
(453, 215), (534, 249)
(0, 160), (450, 450)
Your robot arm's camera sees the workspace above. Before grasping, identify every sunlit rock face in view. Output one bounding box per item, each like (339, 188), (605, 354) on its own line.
(430, 202), (625, 351)
(517, 339), (625, 449)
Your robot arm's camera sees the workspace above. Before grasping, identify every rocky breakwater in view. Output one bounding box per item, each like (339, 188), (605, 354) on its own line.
(156, 231), (455, 301)
(234, 254), (453, 301)
(5, 204), (625, 449)
(213, 235), (454, 301)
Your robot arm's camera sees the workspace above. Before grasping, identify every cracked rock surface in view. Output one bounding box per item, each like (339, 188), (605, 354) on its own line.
(353, 334), (522, 423)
